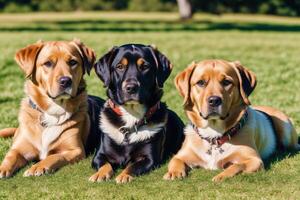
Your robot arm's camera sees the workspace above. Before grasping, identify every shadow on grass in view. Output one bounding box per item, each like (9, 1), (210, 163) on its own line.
(0, 96), (20, 104)
(264, 147), (299, 170)
(1, 19), (300, 32)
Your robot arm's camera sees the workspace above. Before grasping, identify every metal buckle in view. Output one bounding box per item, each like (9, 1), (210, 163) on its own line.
(119, 126), (131, 136)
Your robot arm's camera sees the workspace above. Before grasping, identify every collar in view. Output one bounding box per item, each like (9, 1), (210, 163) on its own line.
(29, 98), (42, 112)
(108, 99), (160, 120)
(193, 110), (248, 146)
(108, 99), (161, 137)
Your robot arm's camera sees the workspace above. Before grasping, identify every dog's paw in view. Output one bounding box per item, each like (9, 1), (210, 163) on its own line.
(23, 164), (53, 177)
(115, 173), (133, 184)
(0, 165), (13, 178)
(89, 171), (113, 182)
(163, 170), (186, 180)
(212, 173), (227, 182)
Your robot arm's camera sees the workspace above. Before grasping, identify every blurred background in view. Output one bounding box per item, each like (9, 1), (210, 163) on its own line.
(1, 0), (300, 18)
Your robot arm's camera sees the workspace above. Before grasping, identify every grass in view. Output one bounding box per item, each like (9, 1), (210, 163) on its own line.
(0, 12), (300, 200)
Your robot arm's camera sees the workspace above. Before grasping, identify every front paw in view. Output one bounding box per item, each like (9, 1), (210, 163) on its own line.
(23, 163), (53, 177)
(163, 170), (187, 180)
(0, 165), (13, 178)
(89, 171), (113, 182)
(212, 173), (227, 182)
(115, 173), (133, 184)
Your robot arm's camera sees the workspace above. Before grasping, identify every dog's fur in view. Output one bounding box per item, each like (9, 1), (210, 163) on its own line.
(0, 39), (97, 178)
(164, 60), (299, 182)
(89, 44), (184, 183)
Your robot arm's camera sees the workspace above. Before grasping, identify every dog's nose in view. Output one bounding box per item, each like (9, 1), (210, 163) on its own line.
(125, 83), (138, 94)
(59, 76), (72, 89)
(208, 96), (222, 107)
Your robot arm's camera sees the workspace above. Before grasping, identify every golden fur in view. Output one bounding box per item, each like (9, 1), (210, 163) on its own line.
(164, 60), (299, 182)
(0, 39), (95, 178)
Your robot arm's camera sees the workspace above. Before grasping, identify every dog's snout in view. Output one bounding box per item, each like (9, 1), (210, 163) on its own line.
(59, 76), (72, 89)
(125, 83), (138, 94)
(208, 96), (222, 107)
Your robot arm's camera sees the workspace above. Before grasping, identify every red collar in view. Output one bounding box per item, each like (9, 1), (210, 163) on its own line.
(108, 99), (123, 116)
(108, 99), (160, 122)
(193, 111), (248, 146)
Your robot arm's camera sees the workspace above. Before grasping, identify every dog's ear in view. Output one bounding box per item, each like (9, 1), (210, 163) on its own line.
(15, 41), (44, 78)
(174, 62), (197, 110)
(149, 45), (173, 88)
(94, 47), (117, 87)
(71, 38), (96, 75)
(231, 61), (257, 105)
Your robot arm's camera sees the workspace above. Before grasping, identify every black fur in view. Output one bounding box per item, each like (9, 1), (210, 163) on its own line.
(91, 44), (184, 177)
(85, 95), (105, 155)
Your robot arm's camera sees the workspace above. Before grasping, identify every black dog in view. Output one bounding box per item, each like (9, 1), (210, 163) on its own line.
(88, 44), (184, 183)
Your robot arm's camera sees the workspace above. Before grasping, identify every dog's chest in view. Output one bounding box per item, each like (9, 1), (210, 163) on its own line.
(190, 138), (236, 170)
(37, 104), (72, 160)
(100, 111), (165, 145)
(39, 125), (62, 159)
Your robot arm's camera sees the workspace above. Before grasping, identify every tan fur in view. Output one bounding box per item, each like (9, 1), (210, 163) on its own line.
(0, 128), (17, 138)
(0, 39), (96, 178)
(115, 165), (134, 184)
(165, 59), (299, 182)
(89, 163), (114, 182)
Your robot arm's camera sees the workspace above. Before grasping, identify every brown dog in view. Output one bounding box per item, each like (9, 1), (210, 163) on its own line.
(0, 39), (95, 178)
(164, 60), (299, 182)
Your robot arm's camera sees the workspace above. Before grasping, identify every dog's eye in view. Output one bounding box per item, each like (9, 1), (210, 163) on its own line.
(116, 64), (126, 70)
(44, 61), (53, 68)
(68, 59), (78, 67)
(221, 79), (232, 87)
(197, 80), (206, 87)
(139, 64), (150, 71)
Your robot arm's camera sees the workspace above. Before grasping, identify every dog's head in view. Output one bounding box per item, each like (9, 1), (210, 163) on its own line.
(94, 44), (172, 106)
(15, 39), (95, 100)
(175, 60), (256, 125)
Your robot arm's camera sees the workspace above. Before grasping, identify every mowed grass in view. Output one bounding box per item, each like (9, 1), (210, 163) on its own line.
(0, 12), (300, 199)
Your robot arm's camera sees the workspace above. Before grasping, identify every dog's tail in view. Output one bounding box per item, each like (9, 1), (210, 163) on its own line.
(0, 128), (17, 138)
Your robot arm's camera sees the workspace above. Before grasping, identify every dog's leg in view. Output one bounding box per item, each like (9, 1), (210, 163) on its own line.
(0, 149), (27, 178)
(89, 153), (114, 182)
(163, 157), (187, 180)
(0, 128), (17, 138)
(23, 148), (84, 177)
(212, 156), (263, 182)
(115, 156), (154, 184)
(89, 162), (114, 182)
(164, 148), (201, 180)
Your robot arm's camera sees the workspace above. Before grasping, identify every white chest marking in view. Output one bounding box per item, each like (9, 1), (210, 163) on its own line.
(38, 102), (71, 159)
(195, 142), (236, 170)
(100, 102), (165, 145)
(41, 103), (72, 127)
(39, 125), (62, 159)
(184, 124), (237, 170)
(100, 113), (165, 145)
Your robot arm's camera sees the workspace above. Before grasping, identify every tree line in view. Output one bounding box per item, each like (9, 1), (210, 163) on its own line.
(1, 0), (300, 17)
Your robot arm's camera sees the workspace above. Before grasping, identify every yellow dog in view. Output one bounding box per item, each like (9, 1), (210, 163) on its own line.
(164, 60), (299, 182)
(0, 39), (95, 178)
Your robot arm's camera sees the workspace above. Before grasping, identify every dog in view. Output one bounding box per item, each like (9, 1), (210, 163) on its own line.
(164, 59), (299, 182)
(88, 44), (184, 184)
(0, 39), (99, 178)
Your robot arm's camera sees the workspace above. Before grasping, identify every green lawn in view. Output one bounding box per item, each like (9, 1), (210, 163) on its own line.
(0, 12), (300, 200)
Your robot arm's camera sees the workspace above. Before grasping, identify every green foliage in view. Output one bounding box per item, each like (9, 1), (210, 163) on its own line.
(1, 0), (300, 16)
(128, 0), (176, 12)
